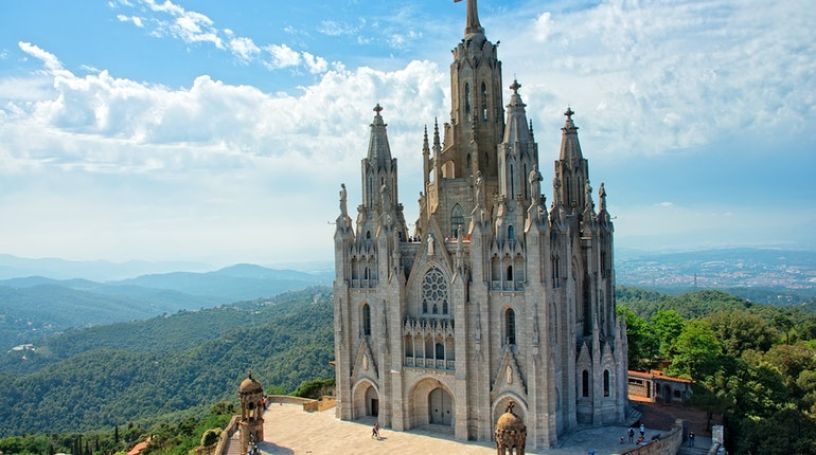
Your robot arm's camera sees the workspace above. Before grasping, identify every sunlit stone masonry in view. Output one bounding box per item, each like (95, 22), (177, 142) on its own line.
(332, 0), (628, 449)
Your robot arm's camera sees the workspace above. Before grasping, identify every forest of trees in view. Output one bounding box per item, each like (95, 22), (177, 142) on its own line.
(618, 287), (816, 454)
(0, 287), (334, 436)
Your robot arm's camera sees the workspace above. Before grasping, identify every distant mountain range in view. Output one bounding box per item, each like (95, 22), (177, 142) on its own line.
(0, 263), (331, 350)
(0, 254), (211, 281)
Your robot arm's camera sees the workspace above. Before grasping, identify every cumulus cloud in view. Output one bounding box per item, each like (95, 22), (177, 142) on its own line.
(0, 43), (447, 261)
(494, 0), (816, 158)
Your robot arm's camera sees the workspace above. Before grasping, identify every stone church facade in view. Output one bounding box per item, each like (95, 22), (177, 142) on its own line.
(332, 0), (627, 449)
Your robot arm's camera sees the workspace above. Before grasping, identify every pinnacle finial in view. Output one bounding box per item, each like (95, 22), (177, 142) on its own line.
(455, 0), (484, 36)
(433, 117), (441, 147)
(506, 401), (516, 415)
(529, 119), (535, 139)
(374, 103), (383, 114)
(564, 106), (574, 120)
(510, 79), (521, 94)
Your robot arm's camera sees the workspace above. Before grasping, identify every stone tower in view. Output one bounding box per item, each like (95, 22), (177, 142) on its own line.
(332, 0), (627, 449)
(238, 370), (264, 455)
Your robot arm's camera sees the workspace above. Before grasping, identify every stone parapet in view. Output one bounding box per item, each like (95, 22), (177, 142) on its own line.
(620, 419), (684, 455)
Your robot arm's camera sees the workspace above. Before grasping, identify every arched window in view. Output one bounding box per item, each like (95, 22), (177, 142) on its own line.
(505, 308), (516, 345)
(451, 204), (464, 238)
(603, 370), (610, 397)
(506, 265), (513, 282)
(422, 268), (448, 317)
(366, 231), (371, 239)
(464, 83), (471, 115)
(422, 299), (428, 313)
(507, 225), (515, 241)
(466, 153), (472, 170)
(362, 304), (371, 336)
(364, 267), (369, 280)
(582, 370), (589, 397)
(435, 342), (444, 360)
(552, 256), (560, 288)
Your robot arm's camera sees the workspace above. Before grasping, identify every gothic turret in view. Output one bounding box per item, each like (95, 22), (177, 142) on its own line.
(554, 108), (590, 213)
(361, 104), (399, 214)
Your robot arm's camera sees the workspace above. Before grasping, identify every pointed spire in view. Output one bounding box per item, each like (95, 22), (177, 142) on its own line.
(433, 117), (441, 148)
(529, 119), (535, 141)
(422, 124), (430, 154)
(559, 106), (584, 161)
(367, 103), (392, 169)
(599, 182), (607, 212)
(458, 0), (484, 37)
(502, 79), (531, 144)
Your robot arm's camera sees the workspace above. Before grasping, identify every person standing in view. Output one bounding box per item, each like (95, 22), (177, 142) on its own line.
(689, 432), (695, 447)
(639, 423), (645, 437)
(628, 428), (635, 443)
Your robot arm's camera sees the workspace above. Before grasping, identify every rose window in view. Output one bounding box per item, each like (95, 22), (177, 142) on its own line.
(422, 268), (448, 315)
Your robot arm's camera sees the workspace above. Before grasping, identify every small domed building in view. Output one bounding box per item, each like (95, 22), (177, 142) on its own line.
(495, 402), (526, 455)
(238, 370), (264, 454)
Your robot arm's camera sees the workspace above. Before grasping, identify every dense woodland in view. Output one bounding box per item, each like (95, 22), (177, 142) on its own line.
(1, 286), (815, 454)
(619, 286), (816, 454)
(0, 287), (334, 436)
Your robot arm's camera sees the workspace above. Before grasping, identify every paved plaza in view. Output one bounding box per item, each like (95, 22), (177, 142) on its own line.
(257, 404), (661, 455)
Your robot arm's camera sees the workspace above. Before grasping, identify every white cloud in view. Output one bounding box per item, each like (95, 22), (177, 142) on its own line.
(110, 0), (330, 74)
(228, 36), (260, 63)
(116, 14), (144, 27)
(533, 12), (551, 43)
(0, 44), (447, 261)
(302, 52), (328, 74)
(18, 41), (63, 72)
(493, 0), (816, 158)
(264, 44), (301, 69)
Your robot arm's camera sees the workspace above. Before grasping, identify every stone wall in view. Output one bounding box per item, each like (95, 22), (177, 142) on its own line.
(620, 419), (684, 455)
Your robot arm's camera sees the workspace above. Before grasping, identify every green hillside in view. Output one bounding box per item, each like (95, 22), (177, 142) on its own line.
(0, 287), (334, 436)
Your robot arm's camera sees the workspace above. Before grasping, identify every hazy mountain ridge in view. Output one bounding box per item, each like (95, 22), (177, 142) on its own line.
(0, 264), (330, 350)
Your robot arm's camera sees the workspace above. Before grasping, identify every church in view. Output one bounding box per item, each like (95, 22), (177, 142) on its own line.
(332, 0), (628, 449)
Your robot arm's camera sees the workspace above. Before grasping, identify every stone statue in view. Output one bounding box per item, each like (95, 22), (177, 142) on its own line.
(381, 183), (390, 208)
(528, 167), (541, 201)
(427, 233), (435, 256)
(474, 170), (483, 204)
(340, 183), (348, 216)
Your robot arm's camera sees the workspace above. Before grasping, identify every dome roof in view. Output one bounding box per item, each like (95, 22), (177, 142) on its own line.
(496, 403), (526, 432)
(239, 370), (263, 394)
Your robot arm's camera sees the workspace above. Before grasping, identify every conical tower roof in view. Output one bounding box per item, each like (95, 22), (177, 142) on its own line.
(367, 103), (392, 170)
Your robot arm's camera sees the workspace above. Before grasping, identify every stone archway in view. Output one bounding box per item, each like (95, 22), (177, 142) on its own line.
(408, 377), (455, 430)
(492, 395), (528, 432)
(352, 379), (379, 419)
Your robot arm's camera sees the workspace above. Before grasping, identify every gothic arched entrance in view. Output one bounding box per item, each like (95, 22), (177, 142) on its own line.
(428, 387), (453, 425)
(352, 380), (379, 419)
(408, 377), (455, 430)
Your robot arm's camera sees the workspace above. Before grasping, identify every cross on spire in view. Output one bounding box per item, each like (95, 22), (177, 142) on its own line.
(374, 103), (383, 114)
(510, 79), (521, 94)
(564, 106), (575, 120)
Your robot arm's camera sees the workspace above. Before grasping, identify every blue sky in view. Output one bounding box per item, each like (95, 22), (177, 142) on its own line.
(0, 0), (814, 266)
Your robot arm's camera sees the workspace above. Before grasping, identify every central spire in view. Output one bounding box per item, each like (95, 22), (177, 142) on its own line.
(456, 0), (484, 36)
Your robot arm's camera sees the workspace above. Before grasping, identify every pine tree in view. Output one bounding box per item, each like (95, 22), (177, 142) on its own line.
(114, 425), (120, 444)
